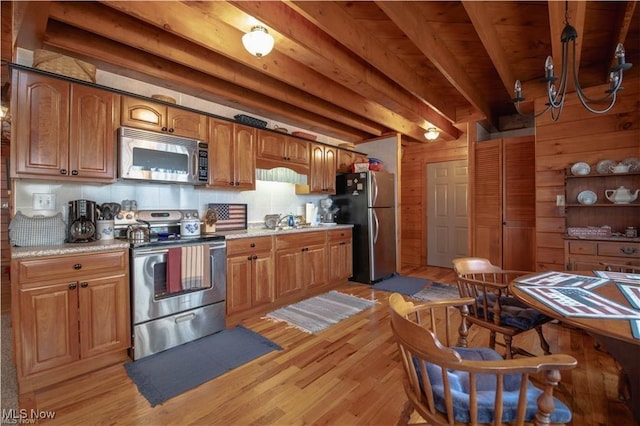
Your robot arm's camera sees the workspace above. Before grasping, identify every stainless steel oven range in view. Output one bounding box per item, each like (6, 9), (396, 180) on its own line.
(114, 209), (226, 360)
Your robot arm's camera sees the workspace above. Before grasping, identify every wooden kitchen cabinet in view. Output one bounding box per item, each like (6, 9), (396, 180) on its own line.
(11, 250), (130, 393)
(11, 69), (118, 182)
(328, 229), (353, 282)
(120, 95), (206, 139)
(226, 237), (275, 315)
(309, 143), (337, 194)
(275, 231), (327, 297)
(207, 118), (256, 190)
(565, 239), (640, 271)
(337, 149), (367, 173)
(256, 130), (310, 174)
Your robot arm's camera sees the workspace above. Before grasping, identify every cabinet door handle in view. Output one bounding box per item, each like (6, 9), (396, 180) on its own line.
(250, 243), (256, 247)
(252, 255), (258, 260)
(161, 126), (168, 132)
(80, 282), (89, 288)
(621, 247), (637, 255)
(60, 169), (68, 175)
(73, 264), (82, 270)
(71, 170), (79, 176)
(248, 256), (253, 260)
(168, 128), (174, 133)
(68, 283), (77, 290)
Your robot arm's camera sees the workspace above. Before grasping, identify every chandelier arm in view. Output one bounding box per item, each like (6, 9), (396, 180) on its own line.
(575, 89), (618, 114)
(570, 41), (618, 105)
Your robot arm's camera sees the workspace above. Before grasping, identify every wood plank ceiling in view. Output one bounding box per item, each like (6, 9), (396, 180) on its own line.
(6, 1), (640, 144)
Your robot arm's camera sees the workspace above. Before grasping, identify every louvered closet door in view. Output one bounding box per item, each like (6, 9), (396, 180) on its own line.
(473, 140), (502, 266)
(502, 136), (535, 271)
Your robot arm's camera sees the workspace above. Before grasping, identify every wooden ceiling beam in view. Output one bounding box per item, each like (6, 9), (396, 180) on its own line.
(608, 1), (636, 79)
(374, 1), (495, 129)
(227, 1), (458, 140)
(43, 21), (370, 142)
(99, 0), (430, 142)
(12, 1), (51, 52)
(285, 0), (460, 141)
(48, 1), (383, 138)
(461, 1), (523, 114)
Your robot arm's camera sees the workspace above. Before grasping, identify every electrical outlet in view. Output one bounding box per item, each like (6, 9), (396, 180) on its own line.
(33, 193), (56, 210)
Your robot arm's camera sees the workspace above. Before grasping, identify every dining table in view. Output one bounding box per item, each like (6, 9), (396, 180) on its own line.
(510, 270), (640, 425)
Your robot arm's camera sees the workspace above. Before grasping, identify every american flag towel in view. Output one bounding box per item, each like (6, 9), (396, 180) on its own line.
(208, 203), (247, 231)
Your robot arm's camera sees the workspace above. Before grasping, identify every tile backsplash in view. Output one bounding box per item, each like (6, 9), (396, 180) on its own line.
(14, 178), (324, 226)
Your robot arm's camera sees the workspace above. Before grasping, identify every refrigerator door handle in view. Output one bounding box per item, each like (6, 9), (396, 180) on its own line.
(372, 209), (379, 243)
(371, 173), (379, 206)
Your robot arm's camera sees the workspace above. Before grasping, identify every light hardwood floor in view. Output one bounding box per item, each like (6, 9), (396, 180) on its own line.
(14, 266), (636, 425)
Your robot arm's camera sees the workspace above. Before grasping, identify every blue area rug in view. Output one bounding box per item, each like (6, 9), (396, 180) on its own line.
(125, 325), (282, 406)
(371, 274), (459, 301)
(371, 274), (430, 295)
(265, 291), (376, 334)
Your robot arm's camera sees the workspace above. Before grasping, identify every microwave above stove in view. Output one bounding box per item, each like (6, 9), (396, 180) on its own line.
(118, 127), (209, 185)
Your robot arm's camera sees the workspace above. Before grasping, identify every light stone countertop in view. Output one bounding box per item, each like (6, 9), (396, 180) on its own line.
(11, 240), (131, 259)
(10, 225), (354, 259)
(219, 224), (353, 239)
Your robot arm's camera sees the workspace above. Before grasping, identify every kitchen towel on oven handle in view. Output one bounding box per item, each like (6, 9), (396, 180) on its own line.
(166, 244), (211, 293)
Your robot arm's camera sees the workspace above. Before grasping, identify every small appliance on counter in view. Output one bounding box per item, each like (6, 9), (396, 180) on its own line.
(319, 198), (339, 224)
(68, 199), (97, 243)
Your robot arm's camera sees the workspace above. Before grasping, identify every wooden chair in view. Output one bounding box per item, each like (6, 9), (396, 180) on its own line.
(452, 257), (552, 359)
(599, 262), (640, 274)
(388, 293), (577, 426)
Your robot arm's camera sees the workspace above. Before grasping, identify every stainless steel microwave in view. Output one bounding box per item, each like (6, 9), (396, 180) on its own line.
(118, 127), (209, 185)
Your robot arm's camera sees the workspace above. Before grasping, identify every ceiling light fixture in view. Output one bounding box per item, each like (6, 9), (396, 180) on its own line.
(424, 128), (439, 141)
(512, 1), (632, 121)
(242, 25), (275, 58)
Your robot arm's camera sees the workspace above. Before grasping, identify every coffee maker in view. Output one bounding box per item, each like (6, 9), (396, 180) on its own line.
(68, 200), (97, 243)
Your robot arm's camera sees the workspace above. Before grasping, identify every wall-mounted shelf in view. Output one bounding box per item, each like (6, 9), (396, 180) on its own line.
(564, 169), (639, 233)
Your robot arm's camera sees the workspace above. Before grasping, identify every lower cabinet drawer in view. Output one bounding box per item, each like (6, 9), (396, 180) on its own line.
(16, 250), (127, 284)
(598, 242), (640, 258)
(568, 241), (596, 255)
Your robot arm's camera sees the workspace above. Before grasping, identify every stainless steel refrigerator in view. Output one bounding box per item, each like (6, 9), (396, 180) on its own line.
(332, 170), (397, 284)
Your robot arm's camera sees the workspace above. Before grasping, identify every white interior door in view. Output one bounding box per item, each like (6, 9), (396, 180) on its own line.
(427, 160), (468, 268)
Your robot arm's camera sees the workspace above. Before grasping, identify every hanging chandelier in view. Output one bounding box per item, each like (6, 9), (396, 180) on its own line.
(512, 1), (632, 121)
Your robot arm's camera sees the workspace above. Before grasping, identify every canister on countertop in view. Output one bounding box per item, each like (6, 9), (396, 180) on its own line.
(625, 227), (638, 238)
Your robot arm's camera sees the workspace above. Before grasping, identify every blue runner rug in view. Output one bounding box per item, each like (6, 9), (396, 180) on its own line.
(125, 325), (282, 406)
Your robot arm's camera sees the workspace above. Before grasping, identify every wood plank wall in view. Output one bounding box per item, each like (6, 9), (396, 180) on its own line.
(534, 76), (640, 271)
(400, 124), (470, 267)
(399, 77), (639, 271)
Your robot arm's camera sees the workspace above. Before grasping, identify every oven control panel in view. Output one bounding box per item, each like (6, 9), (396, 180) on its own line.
(114, 209), (199, 227)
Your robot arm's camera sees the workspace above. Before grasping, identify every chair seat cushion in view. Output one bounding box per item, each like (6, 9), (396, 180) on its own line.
(474, 294), (550, 330)
(419, 347), (572, 424)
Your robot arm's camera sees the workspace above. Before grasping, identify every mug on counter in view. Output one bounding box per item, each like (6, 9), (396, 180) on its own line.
(96, 220), (115, 240)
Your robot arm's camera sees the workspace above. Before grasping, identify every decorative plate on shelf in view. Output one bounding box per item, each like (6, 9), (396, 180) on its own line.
(570, 162), (591, 176)
(577, 190), (597, 205)
(596, 159), (615, 175)
(622, 157), (640, 172)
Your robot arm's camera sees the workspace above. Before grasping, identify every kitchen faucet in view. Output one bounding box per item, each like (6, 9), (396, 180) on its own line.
(275, 214), (297, 230)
